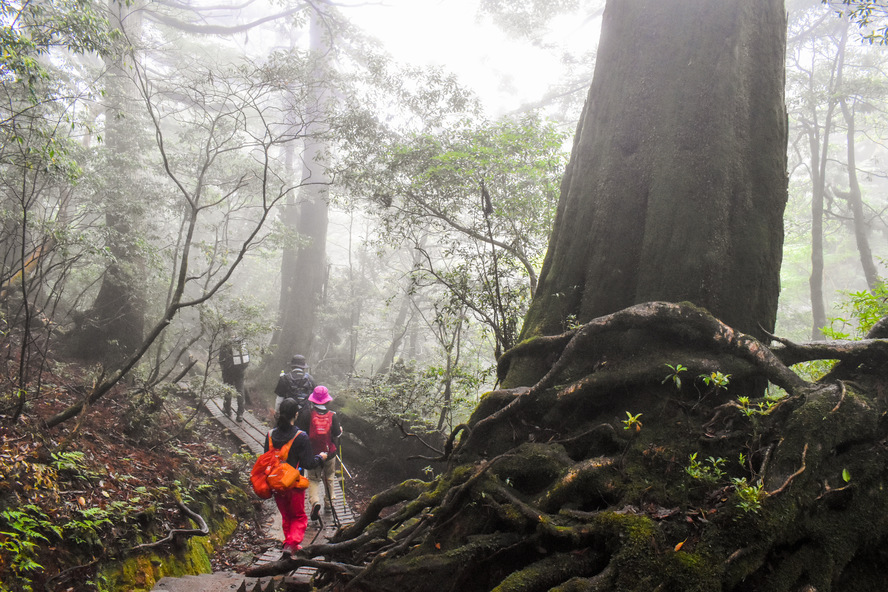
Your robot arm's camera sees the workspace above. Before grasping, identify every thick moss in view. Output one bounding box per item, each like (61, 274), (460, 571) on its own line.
(98, 500), (239, 591)
(591, 512), (720, 592)
(491, 550), (604, 592)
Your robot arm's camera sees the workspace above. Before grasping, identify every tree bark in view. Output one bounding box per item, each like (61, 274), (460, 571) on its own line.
(80, 0), (146, 364)
(270, 5), (331, 371)
(838, 96), (879, 290)
(503, 0), (788, 387)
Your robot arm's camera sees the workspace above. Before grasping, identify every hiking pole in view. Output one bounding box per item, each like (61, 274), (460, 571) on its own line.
(308, 473), (327, 544)
(308, 513), (324, 545)
(336, 455), (352, 479)
(325, 457), (341, 529)
(325, 481), (341, 529)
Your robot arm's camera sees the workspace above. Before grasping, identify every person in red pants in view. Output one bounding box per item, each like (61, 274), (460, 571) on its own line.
(265, 397), (328, 556)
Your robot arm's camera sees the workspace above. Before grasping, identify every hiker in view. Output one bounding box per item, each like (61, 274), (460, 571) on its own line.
(297, 385), (342, 521)
(219, 337), (249, 422)
(274, 354), (316, 413)
(265, 398), (328, 557)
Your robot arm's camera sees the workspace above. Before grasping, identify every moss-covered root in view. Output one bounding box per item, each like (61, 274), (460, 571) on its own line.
(333, 479), (431, 542)
(491, 550), (604, 592)
(548, 566), (615, 591)
(534, 456), (621, 513)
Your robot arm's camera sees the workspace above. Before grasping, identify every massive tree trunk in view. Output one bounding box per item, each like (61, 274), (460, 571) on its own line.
(501, 0), (788, 387)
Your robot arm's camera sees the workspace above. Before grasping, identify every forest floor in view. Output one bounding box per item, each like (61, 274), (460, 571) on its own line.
(0, 374), (381, 590)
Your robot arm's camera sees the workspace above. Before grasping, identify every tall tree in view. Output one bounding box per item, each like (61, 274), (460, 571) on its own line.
(501, 0), (788, 386)
(78, 0), (147, 364)
(270, 3), (333, 371)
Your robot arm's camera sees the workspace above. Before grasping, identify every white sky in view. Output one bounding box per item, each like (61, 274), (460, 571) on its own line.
(346, 0), (597, 116)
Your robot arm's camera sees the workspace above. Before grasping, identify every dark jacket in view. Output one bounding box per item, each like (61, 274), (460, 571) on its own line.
(264, 425), (323, 470)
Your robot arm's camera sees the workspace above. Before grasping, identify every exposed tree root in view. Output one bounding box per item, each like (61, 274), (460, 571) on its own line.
(465, 302), (831, 455)
(130, 500), (208, 551)
(334, 479), (431, 542)
(297, 303), (888, 592)
(765, 443), (808, 496)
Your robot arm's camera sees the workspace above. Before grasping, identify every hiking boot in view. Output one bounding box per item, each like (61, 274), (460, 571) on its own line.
(235, 414), (243, 423)
(310, 503), (321, 522)
(223, 406), (232, 418)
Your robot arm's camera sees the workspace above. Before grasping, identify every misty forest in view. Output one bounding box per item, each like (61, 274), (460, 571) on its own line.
(4, 0), (888, 591)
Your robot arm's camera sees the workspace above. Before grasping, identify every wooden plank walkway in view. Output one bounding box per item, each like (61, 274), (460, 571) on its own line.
(153, 398), (354, 591)
(205, 398), (355, 583)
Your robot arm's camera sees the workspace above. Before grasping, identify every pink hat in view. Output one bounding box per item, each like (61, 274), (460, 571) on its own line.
(308, 385), (332, 405)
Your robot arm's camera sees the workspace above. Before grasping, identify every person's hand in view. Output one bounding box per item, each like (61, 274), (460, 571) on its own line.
(319, 452), (328, 461)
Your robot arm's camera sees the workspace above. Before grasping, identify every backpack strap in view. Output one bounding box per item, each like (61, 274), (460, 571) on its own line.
(278, 431), (302, 466)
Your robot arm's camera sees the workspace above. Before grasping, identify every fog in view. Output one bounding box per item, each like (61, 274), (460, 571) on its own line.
(2, 0), (887, 434)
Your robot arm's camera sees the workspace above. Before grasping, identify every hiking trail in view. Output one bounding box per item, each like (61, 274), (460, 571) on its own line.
(150, 397), (354, 592)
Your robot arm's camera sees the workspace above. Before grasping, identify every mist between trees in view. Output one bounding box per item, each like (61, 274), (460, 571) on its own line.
(3, 0), (888, 590)
(1, 0), (887, 497)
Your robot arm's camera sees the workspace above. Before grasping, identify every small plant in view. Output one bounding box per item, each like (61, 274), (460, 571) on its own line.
(63, 507), (113, 548)
(685, 452), (726, 483)
(622, 411), (643, 432)
(51, 450), (86, 473)
(662, 363), (688, 389)
(700, 371), (731, 390)
(737, 392), (782, 417)
(731, 477), (766, 515)
(564, 313), (582, 330)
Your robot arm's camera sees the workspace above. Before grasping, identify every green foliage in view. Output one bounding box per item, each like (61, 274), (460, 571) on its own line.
(622, 411), (643, 432)
(826, 0), (888, 44)
(348, 112), (568, 356)
(686, 454), (767, 515)
(826, 281), (888, 338)
(662, 363), (687, 390)
(730, 478), (766, 515)
(564, 313), (582, 331)
(50, 450), (86, 474)
(685, 453), (726, 483)
(0, 504), (60, 589)
(356, 359), (486, 434)
(63, 506), (113, 549)
(699, 371), (731, 390)
(736, 390), (784, 418)
(0, 0), (114, 87)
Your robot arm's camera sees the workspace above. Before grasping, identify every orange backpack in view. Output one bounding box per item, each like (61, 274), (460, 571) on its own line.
(250, 432), (309, 498)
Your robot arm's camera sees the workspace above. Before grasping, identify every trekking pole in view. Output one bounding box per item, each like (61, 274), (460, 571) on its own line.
(322, 454), (341, 529)
(336, 455), (352, 479)
(325, 477), (341, 529)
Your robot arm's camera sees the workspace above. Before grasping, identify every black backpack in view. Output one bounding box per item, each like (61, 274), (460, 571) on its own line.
(284, 371), (313, 404)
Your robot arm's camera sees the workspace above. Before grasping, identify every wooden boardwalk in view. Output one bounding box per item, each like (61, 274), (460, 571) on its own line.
(153, 398), (354, 591)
